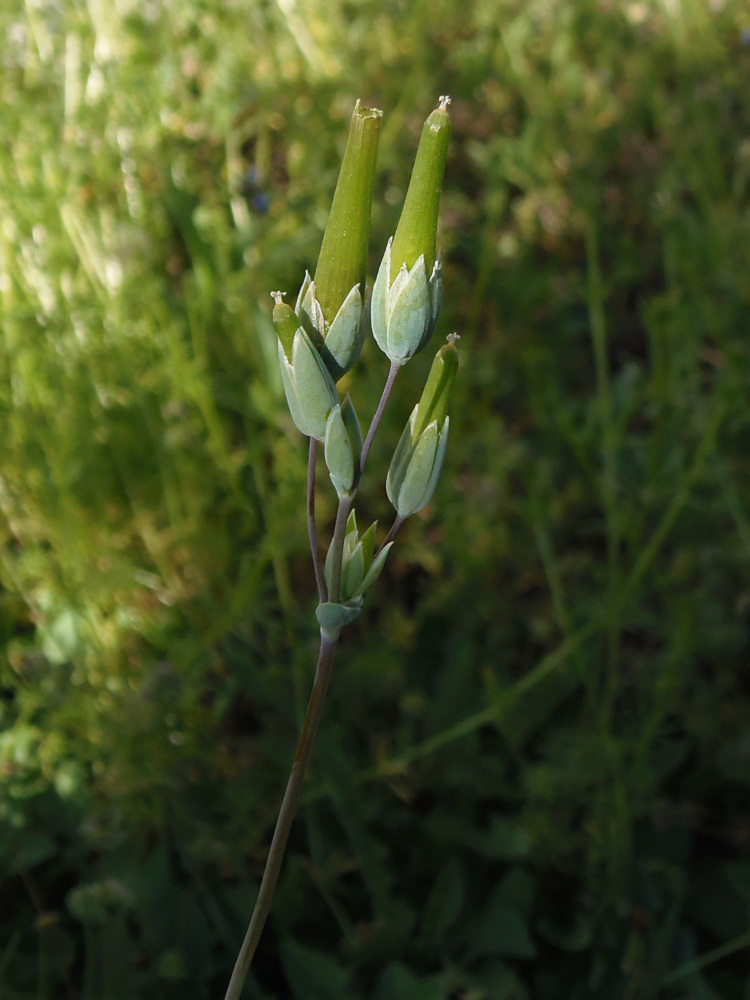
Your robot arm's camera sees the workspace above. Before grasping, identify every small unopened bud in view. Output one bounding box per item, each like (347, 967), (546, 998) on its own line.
(324, 394), (362, 497)
(413, 334), (459, 438)
(274, 303), (339, 440)
(323, 510), (394, 605)
(386, 335), (459, 517)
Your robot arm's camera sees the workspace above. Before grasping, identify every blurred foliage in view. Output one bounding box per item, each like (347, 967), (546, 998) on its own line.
(2, 0), (750, 996)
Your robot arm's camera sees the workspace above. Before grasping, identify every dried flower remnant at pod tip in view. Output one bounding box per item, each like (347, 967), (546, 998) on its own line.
(296, 101), (383, 382)
(371, 96), (451, 367)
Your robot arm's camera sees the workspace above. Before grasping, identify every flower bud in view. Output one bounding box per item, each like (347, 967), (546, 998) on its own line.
(324, 394), (362, 497)
(272, 291), (338, 440)
(371, 97), (451, 366)
(323, 511), (394, 604)
(297, 101), (382, 381)
(386, 335), (459, 517)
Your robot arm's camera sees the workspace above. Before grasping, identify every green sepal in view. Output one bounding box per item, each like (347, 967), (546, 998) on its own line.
(324, 404), (355, 497)
(371, 237), (444, 365)
(421, 416), (450, 509)
(396, 419), (440, 517)
(291, 328), (338, 441)
(343, 541), (365, 598)
(359, 520), (377, 569)
(324, 509), (358, 594)
(386, 256), (430, 364)
(316, 600), (362, 641)
(323, 284), (365, 381)
(386, 405), (418, 505)
(323, 512), (392, 605)
(277, 340), (309, 435)
(340, 394), (362, 467)
(359, 541), (393, 595)
(345, 507), (358, 540)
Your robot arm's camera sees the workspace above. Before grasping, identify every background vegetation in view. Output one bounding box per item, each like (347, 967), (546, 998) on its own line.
(2, 0), (750, 996)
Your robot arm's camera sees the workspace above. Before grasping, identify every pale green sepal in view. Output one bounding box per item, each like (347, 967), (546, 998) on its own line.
(387, 263), (411, 324)
(292, 329), (338, 441)
(395, 419), (439, 517)
(294, 272), (324, 350)
(419, 416), (449, 513)
(300, 276), (325, 338)
(387, 256), (430, 363)
(429, 260), (443, 325)
(345, 508), (358, 537)
(323, 509), (358, 593)
(324, 404), (355, 497)
(324, 283), (365, 380)
(316, 601), (362, 641)
(343, 541), (365, 598)
(359, 541), (393, 595)
(277, 340), (309, 436)
(370, 239), (391, 353)
(386, 406), (418, 507)
(360, 520), (377, 569)
(424, 261), (443, 350)
(295, 270), (312, 313)
(341, 394), (362, 468)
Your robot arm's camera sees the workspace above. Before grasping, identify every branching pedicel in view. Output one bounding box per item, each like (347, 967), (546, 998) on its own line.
(224, 96), (458, 1000)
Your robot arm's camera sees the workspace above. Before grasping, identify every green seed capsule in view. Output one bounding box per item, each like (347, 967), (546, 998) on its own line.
(314, 100), (382, 326)
(370, 97), (451, 366)
(389, 96), (451, 282)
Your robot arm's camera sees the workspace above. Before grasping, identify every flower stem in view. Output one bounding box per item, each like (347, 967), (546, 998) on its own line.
(223, 634), (338, 1000)
(378, 514), (405, 554)
(326, 363), (400, 602)
(327, 496), (354, 603)
(357, 361), (400, 483)
(308, 438), (327, 603)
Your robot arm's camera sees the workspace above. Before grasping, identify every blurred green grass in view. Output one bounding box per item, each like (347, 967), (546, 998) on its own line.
(2, 0), (750, 997)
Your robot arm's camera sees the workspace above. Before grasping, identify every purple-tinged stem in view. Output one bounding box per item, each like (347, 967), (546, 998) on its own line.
(223, 634), (338, 1000)
(307, 438), (327, 603)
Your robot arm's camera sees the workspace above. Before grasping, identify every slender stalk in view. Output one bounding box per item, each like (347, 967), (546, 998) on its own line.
(357, 361), (400, 482)
(327, 496), (354, 603)
(377, 514), (404, 555)
(223, 635), (338, 1000)
(225, 360), (402, 998)
(307, 438), (327, 603)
